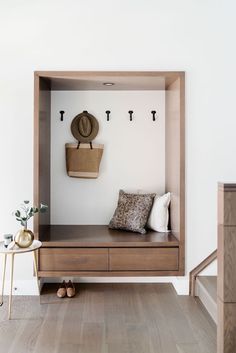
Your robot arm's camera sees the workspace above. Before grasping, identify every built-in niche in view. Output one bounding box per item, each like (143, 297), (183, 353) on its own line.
(50, 90), (166, 224)
(34, 71), (185, 277)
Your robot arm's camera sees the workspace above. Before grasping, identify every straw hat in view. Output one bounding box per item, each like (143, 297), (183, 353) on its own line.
(71, 111), (99, 143)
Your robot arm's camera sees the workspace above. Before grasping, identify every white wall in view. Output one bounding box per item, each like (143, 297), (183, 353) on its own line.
(0, 0), (236, 294)
(51, 90), (165, 224)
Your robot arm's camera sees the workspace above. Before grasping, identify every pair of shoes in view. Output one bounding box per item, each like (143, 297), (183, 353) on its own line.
(57, 280), (76, 298)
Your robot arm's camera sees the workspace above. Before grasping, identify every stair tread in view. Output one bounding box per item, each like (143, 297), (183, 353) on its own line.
(196, 276), (217, 303)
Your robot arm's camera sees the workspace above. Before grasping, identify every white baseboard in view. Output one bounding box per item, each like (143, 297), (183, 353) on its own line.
(0, 276), (189, 296)
(172, 277), (190, 295)
(0, 279), (42, 296)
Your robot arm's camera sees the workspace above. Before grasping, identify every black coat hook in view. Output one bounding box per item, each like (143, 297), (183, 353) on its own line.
(60, 110), (65, 121)
(106, 110), (111, 121)
(128, 110), (133, 121)
(151, 110), (157, 121)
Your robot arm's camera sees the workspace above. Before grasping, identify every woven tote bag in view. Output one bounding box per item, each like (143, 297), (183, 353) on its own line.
(65, 143), (104, 178)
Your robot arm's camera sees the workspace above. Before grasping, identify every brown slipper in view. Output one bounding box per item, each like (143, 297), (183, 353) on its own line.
(66, 280), (76, 298)
(57, 280), (67, 298)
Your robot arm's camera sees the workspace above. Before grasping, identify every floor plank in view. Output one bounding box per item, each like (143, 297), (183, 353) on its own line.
(177, 295), (216, 353)
(80, 322), (106, 353)
(0, 284), (216, 353)
(154, 284), (198, 345)
(103, 284), (127, 344)
(176, 342), (203, 353)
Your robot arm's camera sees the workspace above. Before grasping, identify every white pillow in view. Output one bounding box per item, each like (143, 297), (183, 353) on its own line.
(147, 192), (171, 232)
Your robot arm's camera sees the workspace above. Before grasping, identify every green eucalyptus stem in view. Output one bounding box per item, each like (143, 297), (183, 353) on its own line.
(14, 200), (48, 228)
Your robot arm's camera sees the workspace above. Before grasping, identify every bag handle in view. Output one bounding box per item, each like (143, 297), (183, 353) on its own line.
(77, 142), (93, 150)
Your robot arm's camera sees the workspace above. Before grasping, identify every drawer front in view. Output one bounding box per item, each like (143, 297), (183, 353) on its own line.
(109, 248), (179, 271)
(39, 248), (108, 271)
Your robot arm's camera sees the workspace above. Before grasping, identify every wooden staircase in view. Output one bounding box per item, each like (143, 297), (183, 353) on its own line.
(189, 250), (217, 323)
(190, 183), (236, 352)
(195, 275), (217, 323)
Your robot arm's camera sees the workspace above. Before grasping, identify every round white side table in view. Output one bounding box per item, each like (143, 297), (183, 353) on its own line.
(0, 240), (42, 319)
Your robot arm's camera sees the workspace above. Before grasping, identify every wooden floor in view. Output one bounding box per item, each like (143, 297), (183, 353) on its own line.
(0, 284), (216, 353)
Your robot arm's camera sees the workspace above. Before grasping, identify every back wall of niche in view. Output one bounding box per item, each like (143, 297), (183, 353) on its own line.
(50, 90), (165, 225)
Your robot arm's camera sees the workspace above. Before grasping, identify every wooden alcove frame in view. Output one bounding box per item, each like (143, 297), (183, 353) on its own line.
(34, 71), (185, 277)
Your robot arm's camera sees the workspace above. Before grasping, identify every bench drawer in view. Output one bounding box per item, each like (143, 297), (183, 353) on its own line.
(109, 248), (178, 271)
(39, 248), (108, 271)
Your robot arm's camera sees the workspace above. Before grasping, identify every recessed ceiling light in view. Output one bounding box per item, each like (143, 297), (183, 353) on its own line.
(103, 82), (115, 86)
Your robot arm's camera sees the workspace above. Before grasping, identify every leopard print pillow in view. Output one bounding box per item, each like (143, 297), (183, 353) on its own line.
(109, 190), (156, 234)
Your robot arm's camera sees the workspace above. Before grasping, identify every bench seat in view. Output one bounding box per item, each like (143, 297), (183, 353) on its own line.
(38, 225), (180, 277)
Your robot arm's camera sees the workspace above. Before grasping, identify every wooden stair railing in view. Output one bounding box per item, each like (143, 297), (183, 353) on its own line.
(189, 249), (217, 296)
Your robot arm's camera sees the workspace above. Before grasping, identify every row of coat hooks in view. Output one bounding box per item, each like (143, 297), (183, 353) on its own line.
(59, 110), (157, 122)
(105, 110), (157, 121)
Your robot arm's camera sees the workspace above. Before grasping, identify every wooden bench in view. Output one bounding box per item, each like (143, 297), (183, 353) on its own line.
(38, 225), (180, 277)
